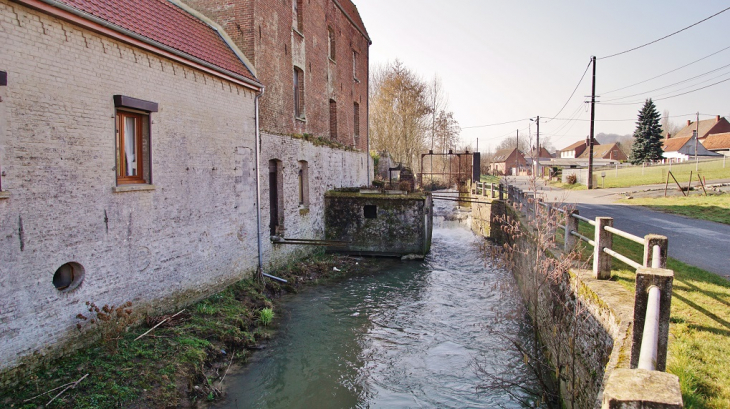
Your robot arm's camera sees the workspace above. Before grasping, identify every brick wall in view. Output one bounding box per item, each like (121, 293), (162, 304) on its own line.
(182, 0), (370, 151)
(0, 0), (369, 375)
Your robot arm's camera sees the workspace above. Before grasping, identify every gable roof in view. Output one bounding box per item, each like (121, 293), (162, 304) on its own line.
(671, 117), (730, 140)
(335, 0), (371, 44)
(492, 148), (522, 162)
(561, 138), (599, 152)
(702, 132), (730, 151)
(662, 136), (691, 152)
(577, 142), (626, 159)
(53, 0), (257, 83)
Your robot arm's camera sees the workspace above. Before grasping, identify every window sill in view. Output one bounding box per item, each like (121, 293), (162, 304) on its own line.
(295, 116), (307, 123)
(293, 28), (304, 38)
(0, 191), (10, 200)
(112, 184), (156, 193)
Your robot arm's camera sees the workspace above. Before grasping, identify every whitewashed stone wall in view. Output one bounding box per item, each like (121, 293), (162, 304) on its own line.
(0, 0), (369, 375)
(259, 133), (370, 267)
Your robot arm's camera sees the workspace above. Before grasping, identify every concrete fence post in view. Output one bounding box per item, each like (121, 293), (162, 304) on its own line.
(499, 184), (504, 200)
(602, 369), (683, 409)
(643, 234), (668, 268)
(593, 217), (613, 279)
(565, 209), (579, 252)
(491, 182), (495, 199)
(630, 267), (674, 372)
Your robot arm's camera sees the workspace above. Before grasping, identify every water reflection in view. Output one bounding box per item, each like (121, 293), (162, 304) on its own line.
(216, 199), (538, 408)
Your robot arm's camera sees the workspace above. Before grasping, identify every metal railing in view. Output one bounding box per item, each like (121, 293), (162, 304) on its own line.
(493, 182), (674, 374)
(503, 184), (668, 278)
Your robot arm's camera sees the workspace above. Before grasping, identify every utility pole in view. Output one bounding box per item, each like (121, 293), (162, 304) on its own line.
(516, 129), (519, 150)
(588, 56), (596, 189)
(694, 112), (699, 171)
(535, 115), (540, 177)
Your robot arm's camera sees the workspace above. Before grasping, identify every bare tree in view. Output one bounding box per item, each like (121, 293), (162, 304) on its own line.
(369, 60), (432, 171)
(495, 135), (529, 153)
(661, 110), (682, 138)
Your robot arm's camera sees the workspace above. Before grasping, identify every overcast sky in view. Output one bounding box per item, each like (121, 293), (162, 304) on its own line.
(356, 1), (730, 152)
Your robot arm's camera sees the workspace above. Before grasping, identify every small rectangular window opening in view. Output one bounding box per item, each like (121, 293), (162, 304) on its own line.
(364, 205), (377, 219)
(294, 67), (304, 118)
(329, 99), (337, 139)
(353, 102), (360, 141)
(328, 27), (336, 61)
(352, 51), (358, 80)
(298, 160), (309, 207)
(293, 0), (303, 32)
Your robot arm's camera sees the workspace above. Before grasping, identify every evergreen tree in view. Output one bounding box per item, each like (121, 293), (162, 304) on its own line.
(629, 99), (664, 164)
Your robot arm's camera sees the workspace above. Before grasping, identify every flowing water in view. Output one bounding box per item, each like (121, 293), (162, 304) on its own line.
(215, 200), (540, 408)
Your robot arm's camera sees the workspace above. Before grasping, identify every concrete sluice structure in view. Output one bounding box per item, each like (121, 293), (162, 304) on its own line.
(324, 189), (433, 258)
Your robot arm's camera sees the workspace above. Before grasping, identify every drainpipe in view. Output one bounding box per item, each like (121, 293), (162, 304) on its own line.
(254, 90), (264, 279)
(366, 49), (371, 186)
(253, 90), (287, 284)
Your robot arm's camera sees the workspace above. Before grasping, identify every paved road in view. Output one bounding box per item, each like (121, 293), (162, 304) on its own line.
(507, 177), (730, 279)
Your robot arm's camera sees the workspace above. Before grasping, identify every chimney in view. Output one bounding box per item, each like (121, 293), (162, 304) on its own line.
(667, 133), (671, 139)
(717, 115), (721, 123)
(687, 120), (691, 126)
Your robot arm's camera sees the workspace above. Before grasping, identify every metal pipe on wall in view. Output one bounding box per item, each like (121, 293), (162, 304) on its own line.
(254, 91), (264, 278)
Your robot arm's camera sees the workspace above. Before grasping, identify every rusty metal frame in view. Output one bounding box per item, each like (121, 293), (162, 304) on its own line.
(419, 150), (475, 187)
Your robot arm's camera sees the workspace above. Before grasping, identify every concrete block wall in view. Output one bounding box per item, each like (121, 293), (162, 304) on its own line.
(324, 192), (432, 257)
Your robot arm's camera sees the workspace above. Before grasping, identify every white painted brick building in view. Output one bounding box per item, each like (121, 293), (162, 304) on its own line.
(0, 0), (369, 376)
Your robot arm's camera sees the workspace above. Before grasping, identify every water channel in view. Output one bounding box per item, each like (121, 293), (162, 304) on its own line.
(216, 201), (541, 408)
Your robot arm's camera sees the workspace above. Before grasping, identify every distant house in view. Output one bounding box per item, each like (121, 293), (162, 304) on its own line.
(491, 148), (526, 176)
(559, 138), (600, 159)
(700, 132), (730, 156)
(662, 134), (721, 162)
(577, 142), (627, 162)
(669, 116), (730, 140)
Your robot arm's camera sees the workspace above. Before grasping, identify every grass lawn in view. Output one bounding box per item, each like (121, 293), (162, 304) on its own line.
(593, 158), (730, 188)
(618, 194), (730, 225)
(547, 180), (587, 190)
(570, 222), (730, 408)
(480, 174), (501, 184)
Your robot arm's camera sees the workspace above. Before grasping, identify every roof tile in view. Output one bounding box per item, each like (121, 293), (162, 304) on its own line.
(702, 133), (730, 150)
(55, 0), (256, 82)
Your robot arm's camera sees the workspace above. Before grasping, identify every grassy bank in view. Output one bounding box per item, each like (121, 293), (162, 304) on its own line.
(592, 158), (730, 188)
(618, 194), (730, 225)
(570, 222), (730, 408)
(0, 253), (370, 409)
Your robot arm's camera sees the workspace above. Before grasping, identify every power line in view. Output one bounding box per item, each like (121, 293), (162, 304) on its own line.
(601, 44), (730, 94)
(550, 59), (593, 119)
(597, 77), (730, 105)
(462, 117), (531, 129)
(545, 113), (699, 122)
(601, 62), (730, 102)
(599, 6), (730, 60)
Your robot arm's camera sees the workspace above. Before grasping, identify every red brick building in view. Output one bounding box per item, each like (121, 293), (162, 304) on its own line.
(183, 0), (371, 151)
